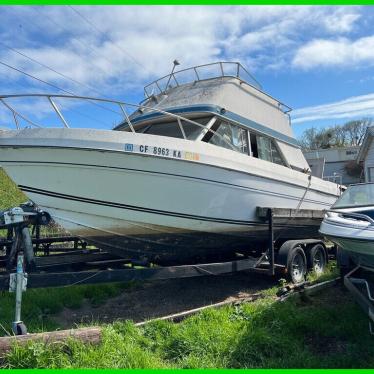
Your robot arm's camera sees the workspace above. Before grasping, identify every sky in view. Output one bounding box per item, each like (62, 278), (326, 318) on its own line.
(0, 5), (374, 138)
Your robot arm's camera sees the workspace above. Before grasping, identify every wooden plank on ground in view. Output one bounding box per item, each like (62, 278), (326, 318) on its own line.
(0, 327), (102, 356)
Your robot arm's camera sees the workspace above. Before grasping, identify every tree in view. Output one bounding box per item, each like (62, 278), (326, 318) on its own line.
(343, 119), (371, 146)
(299, 118), (372, 150)
(299, 126), (336, 149)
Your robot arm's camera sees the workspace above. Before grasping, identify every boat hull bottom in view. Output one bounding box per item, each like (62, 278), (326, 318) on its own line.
(324, 235), (374, 269)
(67, 225), (322, 266)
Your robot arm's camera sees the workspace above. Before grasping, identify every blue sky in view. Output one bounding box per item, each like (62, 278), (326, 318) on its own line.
(0, 6), (374, 139)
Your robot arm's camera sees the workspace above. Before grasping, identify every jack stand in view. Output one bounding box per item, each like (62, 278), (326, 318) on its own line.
(9, 252), (28, 335)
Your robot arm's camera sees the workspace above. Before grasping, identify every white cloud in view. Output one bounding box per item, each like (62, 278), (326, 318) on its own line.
(322, 8), (361, 33)
(292, 93), (374, 123)
(293, 36), (374, 69)
(0, 5), (367, 101)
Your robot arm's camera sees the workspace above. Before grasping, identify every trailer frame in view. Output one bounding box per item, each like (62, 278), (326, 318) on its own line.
(0, 204), (329, 334)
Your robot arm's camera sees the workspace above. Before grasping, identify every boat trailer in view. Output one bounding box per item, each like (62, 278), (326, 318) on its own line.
(0, 203), (328, 335)
(343, 266), (374, 334)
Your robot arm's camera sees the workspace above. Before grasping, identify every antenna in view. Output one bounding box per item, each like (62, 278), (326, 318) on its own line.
(164, 60), (180, 94)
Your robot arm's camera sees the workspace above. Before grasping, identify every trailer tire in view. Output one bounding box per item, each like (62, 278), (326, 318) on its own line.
(287, 246), (307, 284)
(307, 244), (327, 275)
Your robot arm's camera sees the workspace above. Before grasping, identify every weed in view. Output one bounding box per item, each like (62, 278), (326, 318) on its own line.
(2, 278), (374, 369)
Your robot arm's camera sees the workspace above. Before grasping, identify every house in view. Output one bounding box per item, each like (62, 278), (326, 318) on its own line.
(303, 146), (362, 185)
(357, 126), (374, 182)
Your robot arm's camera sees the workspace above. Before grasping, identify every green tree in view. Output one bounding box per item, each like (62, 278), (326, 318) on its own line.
(299, 118), (372, 150)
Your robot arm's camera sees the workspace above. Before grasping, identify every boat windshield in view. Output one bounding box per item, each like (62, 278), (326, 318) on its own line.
(333, 183), (374, 209)
(127, 117), (212, 140)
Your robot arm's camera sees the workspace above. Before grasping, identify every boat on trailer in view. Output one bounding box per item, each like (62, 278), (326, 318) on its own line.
(0, 62), (341, 265)
(320, 183), (374, 267)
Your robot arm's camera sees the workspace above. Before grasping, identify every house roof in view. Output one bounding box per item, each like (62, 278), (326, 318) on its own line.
(357, 126), (374, 162)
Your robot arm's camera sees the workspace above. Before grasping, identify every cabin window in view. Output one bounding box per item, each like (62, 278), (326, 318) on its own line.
(131, 117), (212, 140)
(181, 117), (212, 140)
(250, 133), (285, 166)
(206, 121), (248, 154)
(141, 121), (184, 138)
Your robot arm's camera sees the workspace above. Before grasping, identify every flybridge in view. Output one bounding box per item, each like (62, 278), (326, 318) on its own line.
(142, 61), (292, 115)
(143, 61), (263, 97)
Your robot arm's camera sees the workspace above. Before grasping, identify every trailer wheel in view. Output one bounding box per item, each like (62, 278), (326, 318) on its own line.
(288, 246), (307, 284)
(307, 244), (327, 275)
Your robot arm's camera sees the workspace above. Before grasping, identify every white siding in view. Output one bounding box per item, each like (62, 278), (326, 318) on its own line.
(364, 138), (374, 182)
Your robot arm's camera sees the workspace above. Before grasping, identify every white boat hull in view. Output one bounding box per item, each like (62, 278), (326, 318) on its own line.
(0, 128), (340, 264)
(320, 208), (374, 267)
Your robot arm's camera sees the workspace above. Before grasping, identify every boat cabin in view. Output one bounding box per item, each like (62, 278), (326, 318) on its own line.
(115, 62), (310, 172)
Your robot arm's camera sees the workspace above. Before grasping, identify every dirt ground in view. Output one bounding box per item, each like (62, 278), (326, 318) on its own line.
(53, 272), (276, 329)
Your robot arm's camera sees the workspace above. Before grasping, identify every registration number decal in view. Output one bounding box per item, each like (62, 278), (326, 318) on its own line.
(124, 143), (200, 161)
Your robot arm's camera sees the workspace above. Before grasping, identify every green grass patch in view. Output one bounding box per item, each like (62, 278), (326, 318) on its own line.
(306, 261), (339, 284)
(0, 168), (26, 210)
(2, 281), (373, 369)
(0, 282), (131, 337)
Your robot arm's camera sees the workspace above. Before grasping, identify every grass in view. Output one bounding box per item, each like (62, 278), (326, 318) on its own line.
(0, 265), (372, 369)
(1, 283), (373, 369)
(0, 282), (131, 337)
(306, 261), (339, 284)
(0, 169), (26, 210)
(0, 168), (65, 238)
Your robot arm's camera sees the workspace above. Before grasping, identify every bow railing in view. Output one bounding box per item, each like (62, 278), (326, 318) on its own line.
(0, 93), (238, 151)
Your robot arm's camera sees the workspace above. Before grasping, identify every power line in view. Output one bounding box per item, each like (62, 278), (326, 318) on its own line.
(1, 8), (141, 125)
(0, 60), (72, 94)
(0, 59), (121, 125)
(8, 7), (122, 99)
(31, 7), (128, 87)
(0, 41), (108, 99)
(0, 56), (123, 116)
(68, 6), (150, 73)
(0, 74), (108, 128)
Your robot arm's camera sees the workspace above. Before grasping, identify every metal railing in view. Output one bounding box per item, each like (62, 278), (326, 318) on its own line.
(142, 62), (292, 113)
(143, 62), (262, 97)
(0, 93), (238, 151)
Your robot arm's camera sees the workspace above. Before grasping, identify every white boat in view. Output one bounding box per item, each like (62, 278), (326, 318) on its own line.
(0, 62), (341, 264)
(320, 183), (374, 267)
